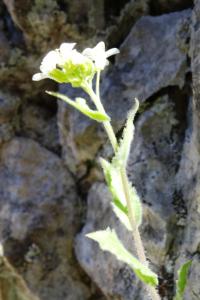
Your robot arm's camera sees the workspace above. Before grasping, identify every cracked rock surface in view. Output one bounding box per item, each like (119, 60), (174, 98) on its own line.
(0, 0), (198, 299)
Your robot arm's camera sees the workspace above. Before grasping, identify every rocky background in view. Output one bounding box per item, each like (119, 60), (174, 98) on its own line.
(0, 0), (199, 299)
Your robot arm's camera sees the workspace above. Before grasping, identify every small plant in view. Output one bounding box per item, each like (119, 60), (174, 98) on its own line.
(33, 41), (191, 300)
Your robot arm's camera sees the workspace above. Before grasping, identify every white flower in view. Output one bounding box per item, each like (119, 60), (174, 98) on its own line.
(59, 43), (76, 61)
(32, 43), (77, 81)
(82, 41), (119, 70)
(32, 42), (96, 87)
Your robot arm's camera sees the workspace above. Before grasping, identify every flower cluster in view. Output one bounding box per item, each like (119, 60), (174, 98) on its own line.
(32, 42), (119, 88)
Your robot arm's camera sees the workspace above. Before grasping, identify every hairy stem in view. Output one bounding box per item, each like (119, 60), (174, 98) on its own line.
(84, 82), (161, 300)
(85, 82), (118, 151)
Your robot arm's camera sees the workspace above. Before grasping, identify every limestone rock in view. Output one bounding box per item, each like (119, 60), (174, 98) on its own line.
(58, 10), (191, 176)
(183, 255), (200, 300)
(75, 182), (168, 299)
(0, 137), (90, 300)
(112, 9), (191, 104)
(75, 183), (145, 300)
(0, 1), (198, 299)
(170, 1), (200, 299)
(3, 0), (91, 52)
(21, 103), (60, 153)
(0, 27), (10, 64)
(128, 93), (187, 217)
(0, 91), (21, 144)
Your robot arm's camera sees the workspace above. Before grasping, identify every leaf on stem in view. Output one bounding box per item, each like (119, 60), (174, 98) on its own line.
(173, 260), (192, 300)
(46, 91), (110, 122)
(100, 158), (142, 229)
(113, 98), (139, 168)
(86, 228), (158, 287)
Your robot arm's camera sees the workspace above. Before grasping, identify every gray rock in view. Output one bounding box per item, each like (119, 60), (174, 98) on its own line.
(75, 182), (167, 299)
(75, 183), (145, 300)
(0, 91), (21, 144)
(0, 91), (21, 122)
(58, 10), (191, 176)
(183, 255), (200, 300)
(0, 137), (90, 300)
(170, 1), (200, 299)
(112, 9), (191, 104)
(0, 27), (10, 64)
(0, 1), (197, 299)
(128, 94), (186, 217)
(21, 103), (60, 153)
(3, 0), (91, 52)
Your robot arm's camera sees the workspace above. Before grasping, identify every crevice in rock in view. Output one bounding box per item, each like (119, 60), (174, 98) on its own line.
(0, 1), (25, 48)
(149, 0), (194, 16)
(105, 0), (149, 50)
(158, 218), (184, 299)
(172, 190), (188, 222)
(14, 95), (62, 156)
(57, 0), (69, 12)
(104, 0), (130, 25)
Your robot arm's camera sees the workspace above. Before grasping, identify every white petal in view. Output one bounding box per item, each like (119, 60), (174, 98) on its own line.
(83, 42), (105, 59)
(60, 43), (76, 60)
(105, 48), (120, 58)
(95, 58), (107, 70)
(60, 43), (76, 52)
(95, 41), (105, 53)
(82, 48), (95, 60)
(70, 50), (86, 64)
(32, 73), (48, 81)
(40, 50), (60, 74)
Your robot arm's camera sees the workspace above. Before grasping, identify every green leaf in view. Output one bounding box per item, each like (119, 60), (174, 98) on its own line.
(100, 158), (142, 229)
(46, 91), (110, 122)
(174, 260), (192, 300)
(129, 183), (142, 227)
(111, 203), (132, 231)
(113, 98), (139, 168)
(86, 228), (158, 287)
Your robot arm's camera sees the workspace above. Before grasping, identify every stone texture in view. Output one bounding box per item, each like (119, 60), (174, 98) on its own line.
(112, 9), (191, 103)
(150, 0), (193, 14)
(2, 0), (89, 52)
(0, 138), (90, 300)
(75, 91), (189, 299)
(58, 9), (191, 175)
(171, 1), (200, 299)
(21, 103), (60, 153)
(75, 183), (146, 300)
(76, 182), (169, 299)
(0, 1), (198, 299)
(0, 91), (21, 144)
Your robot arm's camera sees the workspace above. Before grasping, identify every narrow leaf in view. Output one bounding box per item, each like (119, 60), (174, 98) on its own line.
(86, 228), (158, 287)
(46, 91), (110, 122)
(174, 260), (192, 300)
(129, 183), (142, 227)
(111, 203), (132, 231)
(113, 98), (139, 168)
(100, 158), (142, 228)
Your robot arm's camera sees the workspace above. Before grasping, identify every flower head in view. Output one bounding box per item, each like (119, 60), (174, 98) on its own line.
(82, 41), (119, 70)
(32, 43), (95, 87)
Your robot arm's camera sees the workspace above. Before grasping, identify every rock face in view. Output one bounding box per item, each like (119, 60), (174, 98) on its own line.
(0, 0), (198, 299)
(0, 138), (90, 300)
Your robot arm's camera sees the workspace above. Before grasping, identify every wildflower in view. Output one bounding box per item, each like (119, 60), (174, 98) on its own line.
(82, 41), (119, 70)
(32, 43), (95, 87)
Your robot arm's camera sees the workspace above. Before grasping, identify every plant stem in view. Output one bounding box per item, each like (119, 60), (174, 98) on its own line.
(120, 168), (161, 300)
(84, 82), (161, 300)
(84, 82), (118, 152)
